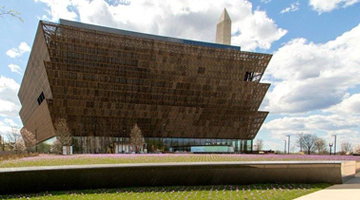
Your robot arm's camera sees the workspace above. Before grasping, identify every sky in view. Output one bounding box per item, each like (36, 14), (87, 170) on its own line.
(1, 0), (360, 151)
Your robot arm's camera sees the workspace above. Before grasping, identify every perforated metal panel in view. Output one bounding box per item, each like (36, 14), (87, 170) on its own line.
(19, 20), (271, 143)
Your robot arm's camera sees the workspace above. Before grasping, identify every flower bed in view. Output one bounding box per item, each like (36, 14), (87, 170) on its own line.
(1, 154), (359, 168)
(0, 152), (39, 162)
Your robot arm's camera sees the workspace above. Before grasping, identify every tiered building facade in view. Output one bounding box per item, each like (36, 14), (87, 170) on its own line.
(19, 11), (271, 153)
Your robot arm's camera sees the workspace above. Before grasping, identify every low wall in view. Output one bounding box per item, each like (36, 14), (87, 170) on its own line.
(341, 161), (357, 182)
(356, 162), (360, 173)
(0, 161), (355, 195)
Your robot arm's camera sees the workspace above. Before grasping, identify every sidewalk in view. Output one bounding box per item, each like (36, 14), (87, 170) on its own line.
(294, 173), (360, 200)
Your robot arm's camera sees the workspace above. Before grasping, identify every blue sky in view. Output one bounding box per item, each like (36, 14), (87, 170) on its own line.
(1, 0), (360, 151)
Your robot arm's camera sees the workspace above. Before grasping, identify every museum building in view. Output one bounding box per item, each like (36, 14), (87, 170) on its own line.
(18, 9), (272, 153)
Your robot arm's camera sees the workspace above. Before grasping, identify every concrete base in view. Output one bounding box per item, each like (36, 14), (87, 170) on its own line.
(0, 161), (357, 195)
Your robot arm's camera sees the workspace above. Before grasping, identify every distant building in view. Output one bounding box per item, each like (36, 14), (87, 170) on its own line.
(18, 9), (271, 153)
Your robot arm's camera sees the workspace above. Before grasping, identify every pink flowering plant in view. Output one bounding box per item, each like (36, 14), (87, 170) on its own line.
(1, 154), (359, 168)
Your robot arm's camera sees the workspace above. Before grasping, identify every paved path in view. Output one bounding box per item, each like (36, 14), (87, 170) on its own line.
(294, 173), (360, 200)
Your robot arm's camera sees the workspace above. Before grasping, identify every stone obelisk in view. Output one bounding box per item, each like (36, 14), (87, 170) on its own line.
(216, 8), (231, 45)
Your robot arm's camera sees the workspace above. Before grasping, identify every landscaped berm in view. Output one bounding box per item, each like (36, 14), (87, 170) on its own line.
(1, 154), (359, 200)
(1, 154), (360, 168)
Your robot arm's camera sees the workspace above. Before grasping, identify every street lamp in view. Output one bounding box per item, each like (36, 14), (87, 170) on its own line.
(286, 135), (291, 154)
(35, 129), (37, 153)
(122, 129), (126, 153)
(332, 135), (337, 155)
(161, 124), (166, 151)
(329, 143), (333, 155)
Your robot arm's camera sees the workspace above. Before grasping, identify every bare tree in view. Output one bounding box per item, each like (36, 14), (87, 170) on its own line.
(130, 124), (144, 153)
(7, 127), (21, 150)
(255, 139), (264, 151)
(355, 144), (360, 154)
(0, 6), (23, 21)
(314, 138), (327, 154)
(54, 118), (72, 146)
(297, 133), (317, 155)
(21, 128), (36, 152)
(341, 142), (353, 154)
(0, 135), (4, 151)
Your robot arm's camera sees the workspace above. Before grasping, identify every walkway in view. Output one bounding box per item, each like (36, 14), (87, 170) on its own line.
(295, 173), (360, 200)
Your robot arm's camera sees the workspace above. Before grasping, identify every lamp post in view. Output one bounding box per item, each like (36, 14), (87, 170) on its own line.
(329, 143), (333, 155)
(161, 124), (166, 151)
(286, 135), (291, 154)
(35, 129), (37, 153)
(122, 129), (126, 153)
(284, 140), (287, 154)
(333, 135), (337, 155)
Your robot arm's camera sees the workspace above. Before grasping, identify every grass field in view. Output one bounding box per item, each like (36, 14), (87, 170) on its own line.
(0, 183), (331, 200)
(1, 154), (359, 168)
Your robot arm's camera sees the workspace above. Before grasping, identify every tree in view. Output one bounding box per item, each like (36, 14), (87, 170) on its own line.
(51, 139), (62, 154)
(7, 127), (21, 151)
(341, 142), (353, 154)
(297, 133), (317, 155)
(54, 118), (72, 146)
(21, 128), (36, 152)
(130, 124), (144, 153)
(0, 6), (23, 22)
(0, 135), (4, 151)
(314, 138), (327, 154)
(355, 144), (360, 154)
(255, 139), (264, 151)
(14, 139), (26, 152)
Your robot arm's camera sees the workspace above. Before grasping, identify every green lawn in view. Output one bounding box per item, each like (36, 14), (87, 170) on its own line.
(0, 184), (331, 200)
(1, 154), (359, 168)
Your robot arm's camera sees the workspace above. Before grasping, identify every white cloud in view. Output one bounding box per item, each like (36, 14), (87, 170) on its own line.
(4, 118), (18, 127)
(0, 121), (13, 139)
(0, 119), (20, 140)
(326, 93), (360, 114)
(263, 114), (360, 145)
(309, 0), (360, 13)
(280, 2), (300, 14)
(35, 0), (287, 51)
(231, 9), (287, 50)
(262, 23), (360, 114)
(6, 42), (31, 58)
(34, 0), (78, 21)
(0, 76), (21, 118)
(8, 64), (22, 74)
(261, 0), (272, 4)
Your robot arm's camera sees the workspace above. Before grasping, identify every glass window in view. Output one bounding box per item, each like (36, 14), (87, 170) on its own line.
(172, 138), (179, 147)
(178, 138), (184, 147)
(221, 139), (226, 145)
(195, 139), (201, 145)
(189, 138), (195, 146)
(205, 139), (210, 145)
(247, 140), (252, 152)
(183, 138), (189, 146)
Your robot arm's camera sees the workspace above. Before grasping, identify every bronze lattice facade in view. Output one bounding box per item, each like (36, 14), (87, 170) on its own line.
(19, 19), (271, 153)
